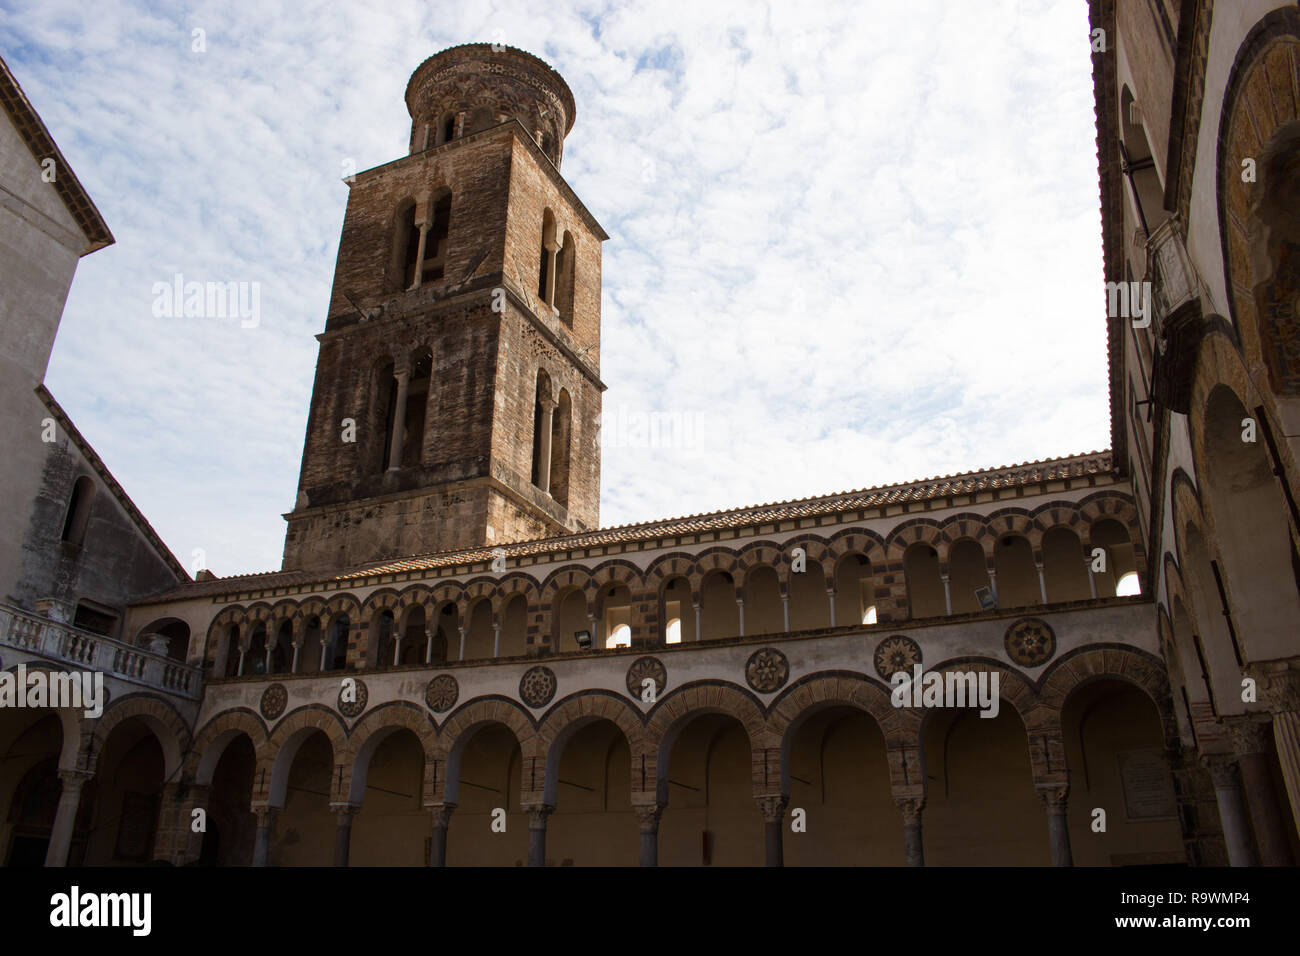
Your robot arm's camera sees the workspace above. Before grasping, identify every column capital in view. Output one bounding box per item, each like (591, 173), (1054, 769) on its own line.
(1224, 715), (1272, 756)
(428, 803), (456, 829)
(330, 802), (362, 817)
(252, 805), (279, 827)
(633, 804), (665, 832)
(1035, 784), (1069, 813)
(894, 795), (926, 823)
(538, 392), (557, 413)
(755, 794), (788, 824)
(57, 768), (94, 789)
(524, 804), (555, 829)
(1202, 754), (1243, 790)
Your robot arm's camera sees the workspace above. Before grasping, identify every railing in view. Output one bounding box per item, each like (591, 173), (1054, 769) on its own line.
(0, 603), (202, 700)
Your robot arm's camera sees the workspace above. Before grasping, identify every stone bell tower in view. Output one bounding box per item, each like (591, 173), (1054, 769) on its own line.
(281, 44), (607, 574)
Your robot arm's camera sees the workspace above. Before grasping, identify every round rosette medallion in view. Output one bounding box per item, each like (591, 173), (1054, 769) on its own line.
(626, 657), (667, 702)
(338, 678), (368, 717)
(519, 666), (557, 708)
(1004, 618), (1056, 667)
(745, 647), (789, 693)
(260, 683), (288, 720)
(874, 635), (922, 680)
(425, 674), (459, 713)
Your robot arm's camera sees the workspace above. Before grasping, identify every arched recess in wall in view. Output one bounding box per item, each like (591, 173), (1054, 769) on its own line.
(500, 594), (528, 657)
(531, 369), (553, 490)
(556, 230), (576, 326)
(1119, 84), (1167, 240)
(549, 388), (572, 507)
(1216, 8), (1300, 398)
(61, 476), (95, 548)
(661, 576), (694, 643)
(391, 199), (417, 292)
(399, 604), (426, 666)
(599, 582), (632, 649)
(1089, 519), (1137, 596)
(993, 535), (1038, 608)
(904, 543), (944, 618)
(374, 357), (397, 475)
(1178, 522), (1242, 711)
(1198, 383), (1300, 662)
(436, 112), (457, 145)
(371, 610), (396, 668)
(1041, 527), (1091, 602)
(396, 348), (432, 469)
(948, 538), (990, 614)
(423, 190), (452, 283)
(700, 570), (739, 639)
(329, 614), (351, 671)
(538, 209), (557, 306)
(744, 565), (783, 636)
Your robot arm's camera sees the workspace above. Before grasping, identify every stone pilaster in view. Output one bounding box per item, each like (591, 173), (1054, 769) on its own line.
(1226, 716), (1294, 865)
(1203, 756), (1259, 867)
(1245, 659), (1300, 836)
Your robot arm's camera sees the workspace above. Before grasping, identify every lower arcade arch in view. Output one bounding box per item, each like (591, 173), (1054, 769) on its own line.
(267, 729), (335, 866)
(1060, 678), (1186, 866)
(443, 723), (526, 866)
(920, 702), (1044, 865)
(657, 712), (761, 866)
(347, 728), (427, 865)
(543, 718), (637, 865)
(781, 704), (898, 865)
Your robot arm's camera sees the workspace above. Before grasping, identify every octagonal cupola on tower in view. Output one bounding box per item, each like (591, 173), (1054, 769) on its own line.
(404, 43), (576, 167)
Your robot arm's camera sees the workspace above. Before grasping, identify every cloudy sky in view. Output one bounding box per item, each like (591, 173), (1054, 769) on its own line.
(2, 0), (1107, 577)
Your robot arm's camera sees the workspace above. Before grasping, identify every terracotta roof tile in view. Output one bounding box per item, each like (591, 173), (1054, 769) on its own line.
(134, 450), (1112, 605)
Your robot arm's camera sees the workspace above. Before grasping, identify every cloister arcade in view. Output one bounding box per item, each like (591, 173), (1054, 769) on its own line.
(201, 494), (1145, 679)
(0, 645), (1187, 867)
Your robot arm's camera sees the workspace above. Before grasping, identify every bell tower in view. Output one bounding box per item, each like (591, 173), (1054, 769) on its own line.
(282, 44), (607, 573)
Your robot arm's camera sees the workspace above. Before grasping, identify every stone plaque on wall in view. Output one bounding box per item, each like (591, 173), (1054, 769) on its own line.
(1116, 749), (1177, 821)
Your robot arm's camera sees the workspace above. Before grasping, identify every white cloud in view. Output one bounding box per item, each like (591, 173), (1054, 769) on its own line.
(4, 0), (1107, 575)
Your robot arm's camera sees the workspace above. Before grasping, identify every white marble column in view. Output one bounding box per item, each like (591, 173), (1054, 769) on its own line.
(409, 220), (431, 289)
(44, 769), (93, 867)
(387, 369), (411, 471)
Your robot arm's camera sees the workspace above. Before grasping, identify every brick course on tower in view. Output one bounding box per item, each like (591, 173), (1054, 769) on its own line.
(282, 44), (607, 574)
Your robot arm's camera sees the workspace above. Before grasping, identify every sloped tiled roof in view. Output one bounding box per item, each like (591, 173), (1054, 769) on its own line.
(134, 450), (1113, 605)
(0, 54), (113, 254)
(1089, 0), (1126, 472)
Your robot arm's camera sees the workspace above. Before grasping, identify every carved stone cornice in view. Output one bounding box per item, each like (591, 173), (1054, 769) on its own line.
(1245, 659), (1300, 713)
